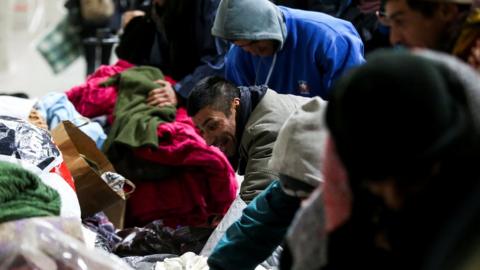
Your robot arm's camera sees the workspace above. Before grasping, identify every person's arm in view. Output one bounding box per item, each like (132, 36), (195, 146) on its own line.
(239, 125), (279, 203)
(317, 24), (365, 98)
(208, 181), (301, 270)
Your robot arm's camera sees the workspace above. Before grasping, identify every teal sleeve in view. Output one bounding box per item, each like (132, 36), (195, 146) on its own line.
(207, 181), (301, 270)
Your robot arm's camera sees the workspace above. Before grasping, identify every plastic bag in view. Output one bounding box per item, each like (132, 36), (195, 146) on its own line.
(200, 196), (247, 256)
(0, 218), (133, 270)
(114, 220), (213, 257)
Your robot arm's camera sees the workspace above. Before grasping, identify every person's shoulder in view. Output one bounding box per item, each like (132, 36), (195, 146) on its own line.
(266, 89), (310, 103)
(281, 6), (354, 34)
(252, 90), (307, 120)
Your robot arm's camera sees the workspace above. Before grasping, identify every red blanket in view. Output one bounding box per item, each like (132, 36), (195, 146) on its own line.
(126, 108), (238, 227)
(66, 60), (134, 124)
(66, 62), (238, 227)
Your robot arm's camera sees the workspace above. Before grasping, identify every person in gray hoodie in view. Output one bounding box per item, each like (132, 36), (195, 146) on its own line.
(211, 0), (365, 99)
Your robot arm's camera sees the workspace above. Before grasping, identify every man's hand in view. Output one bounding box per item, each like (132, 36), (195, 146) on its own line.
(147, 79), (178, 107)
(468, 38), (480, 71)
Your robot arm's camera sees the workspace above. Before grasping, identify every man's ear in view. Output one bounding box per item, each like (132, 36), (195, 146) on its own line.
(232, 98), (240, 109)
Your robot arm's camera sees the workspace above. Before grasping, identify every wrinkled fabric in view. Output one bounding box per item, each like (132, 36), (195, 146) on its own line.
(36, 92), (107, 148)
(200, 196), (247, 257)
(0, 116), (80, 218)
(83, 212), (121, 252)
(268, 97), (327, 189)
(208, 96), (329, 269)
(224, 5), (365, 99)
(0, 161), (61, 223)
(208, 181), (300, 270)
(235, 85), (268, 150)
(66, 59), (134, 124)
(123, 254), (177, 270)
(0, 216), (134, 270)
(102, 66), (176, 152)
(114, 220), (213, 257)
(212, 0), (287, 48)
(238, 90), (310, 203)
(155, 252), (209, 270)
(125, 108), (238, 228)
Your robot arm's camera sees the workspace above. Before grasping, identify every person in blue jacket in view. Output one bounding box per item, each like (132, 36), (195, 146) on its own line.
(211, 0), (365, 99)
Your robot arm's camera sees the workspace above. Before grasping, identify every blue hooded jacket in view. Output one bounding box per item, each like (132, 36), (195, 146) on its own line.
(212, 0), (365, 99)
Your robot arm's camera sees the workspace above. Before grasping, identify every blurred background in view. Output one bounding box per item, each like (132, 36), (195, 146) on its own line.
(0, 0), (91, 98)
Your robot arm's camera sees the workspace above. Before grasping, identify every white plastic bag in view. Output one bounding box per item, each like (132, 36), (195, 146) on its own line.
(0, 218), (133, 270)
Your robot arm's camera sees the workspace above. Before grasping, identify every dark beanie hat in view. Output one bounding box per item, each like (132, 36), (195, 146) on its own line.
(326, 50), (471, 181)
(115, 16), (156, 65)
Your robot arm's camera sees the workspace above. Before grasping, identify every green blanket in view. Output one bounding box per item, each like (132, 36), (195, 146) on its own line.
(0, 162), (60, 223)
(102, 66), (176, 152)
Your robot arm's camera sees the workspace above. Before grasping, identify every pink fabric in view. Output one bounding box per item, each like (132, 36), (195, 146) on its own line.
(66, 60), (134, 124)
(66, 60), (178, 124)
(126, 107), (238, 228)
(323, 136), (352, 233)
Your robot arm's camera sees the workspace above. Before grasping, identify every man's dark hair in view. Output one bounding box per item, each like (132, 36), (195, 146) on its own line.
(187, 76), (240, 117)
(406, 0), (440, 17)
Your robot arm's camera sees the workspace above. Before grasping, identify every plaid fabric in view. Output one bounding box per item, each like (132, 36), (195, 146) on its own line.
(36, 16), (82, 74)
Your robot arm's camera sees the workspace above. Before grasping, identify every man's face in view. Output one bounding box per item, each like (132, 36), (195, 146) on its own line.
(384, 0), (451, 49)
(193, 104), (238, 158)
(233, 40), (277, 57)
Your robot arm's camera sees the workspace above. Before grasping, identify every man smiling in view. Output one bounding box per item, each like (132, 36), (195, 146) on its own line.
(187, 76), (310, 203)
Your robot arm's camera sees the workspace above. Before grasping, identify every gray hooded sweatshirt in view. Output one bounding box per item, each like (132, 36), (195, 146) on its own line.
(211, 0), (287, 48)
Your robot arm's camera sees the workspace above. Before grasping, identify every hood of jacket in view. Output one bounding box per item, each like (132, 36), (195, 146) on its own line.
(211, 0), (287, 49)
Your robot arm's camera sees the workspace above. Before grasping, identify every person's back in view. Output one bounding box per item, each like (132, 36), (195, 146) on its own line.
(238, 89), (311, 201)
